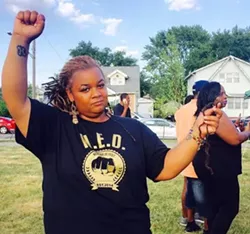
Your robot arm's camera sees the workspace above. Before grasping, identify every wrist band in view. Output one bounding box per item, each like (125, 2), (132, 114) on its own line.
(186, 128), (206, 150)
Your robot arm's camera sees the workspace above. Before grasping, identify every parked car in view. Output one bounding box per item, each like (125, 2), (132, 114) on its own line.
(141, 118), (176, 139)
(131, 112), (150, 122)
(0, 116), (16, 134)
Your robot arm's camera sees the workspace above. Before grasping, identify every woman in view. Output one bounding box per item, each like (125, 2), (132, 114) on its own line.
(193, 82), (250, 234)
(1, 11), (221, 234)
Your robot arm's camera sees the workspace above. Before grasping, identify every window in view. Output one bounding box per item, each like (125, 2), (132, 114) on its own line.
(227, 98), (234, 109)
(111, 77), (117, 85)
(219, 73), (225, 83)
(243, 100), (249, 109)
(117, 78), (124, 85)
(110, 74), (125, 85)
(108, 70), (127, 86)
(226, 73), (233, 83)
(223, 72), (240, 83)
(144, 120), (156, 126)
(227, 97), (246, 109)
(233, 72), (240, 83)
(235, 98), (241, 109)
(154, 120), (164, 126)
(154, 120), (168, 126)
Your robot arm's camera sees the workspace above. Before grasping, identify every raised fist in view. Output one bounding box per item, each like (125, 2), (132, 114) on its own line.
(13, 10), (45, 43)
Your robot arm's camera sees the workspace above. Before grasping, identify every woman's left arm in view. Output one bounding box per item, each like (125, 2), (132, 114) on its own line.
(155, 106), (222, 181)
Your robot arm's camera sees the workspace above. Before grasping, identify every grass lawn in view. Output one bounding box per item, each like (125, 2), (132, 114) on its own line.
(1, 145), (250, 234)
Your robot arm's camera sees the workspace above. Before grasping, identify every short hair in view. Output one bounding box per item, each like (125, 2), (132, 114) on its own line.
(120, 93), (129, 101)
(184, 95), (194, 104)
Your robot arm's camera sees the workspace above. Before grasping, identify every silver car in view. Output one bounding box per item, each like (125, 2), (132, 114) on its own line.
(141, 118), (176, 139)
(131, 112), (149, 122)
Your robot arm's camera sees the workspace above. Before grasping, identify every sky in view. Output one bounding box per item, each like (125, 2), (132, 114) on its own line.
(0, 0), (249, 86)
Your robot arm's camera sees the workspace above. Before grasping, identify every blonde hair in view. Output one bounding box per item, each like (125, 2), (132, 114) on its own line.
(43, 56), (103, 113)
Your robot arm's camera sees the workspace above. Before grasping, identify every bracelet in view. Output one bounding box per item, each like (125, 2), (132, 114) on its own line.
(186, 128), (206, 150)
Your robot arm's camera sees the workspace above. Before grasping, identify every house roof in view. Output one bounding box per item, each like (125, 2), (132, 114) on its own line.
(101, 66), (140, 95)
(138, 97), (154, 103)
(107, 87), (116, 95)
(185, 55), (250, 83)
(107, 69), (128, 79)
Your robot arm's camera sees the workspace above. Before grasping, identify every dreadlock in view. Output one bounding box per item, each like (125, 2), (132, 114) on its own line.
(194, 81), (221, 175)
(42, 56), (103, 113)
(42, 56), (137, 144)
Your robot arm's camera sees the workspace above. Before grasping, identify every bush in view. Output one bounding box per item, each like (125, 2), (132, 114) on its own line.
(0, 100), (10, 117)
(154, 98), (181, 118)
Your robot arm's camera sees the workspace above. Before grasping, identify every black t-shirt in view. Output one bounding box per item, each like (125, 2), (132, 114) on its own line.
(193, 134), (242, 181)
(15, 99), (169, 234)
(113, 103), (131, 118)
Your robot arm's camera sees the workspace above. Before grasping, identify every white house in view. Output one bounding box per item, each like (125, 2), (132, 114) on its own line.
(38, 66), (141, 113)
(137, 96), (154, 117)
(101, 66), (140, 113)
(185, 55), (250, 118)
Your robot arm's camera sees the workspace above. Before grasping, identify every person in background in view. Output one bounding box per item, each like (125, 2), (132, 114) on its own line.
(193, 81), (250, 234)
(175, 81), (209, 233)
(177, 94), (195, 228)
(105, 102), (113, 115)
(234, 114), (245, 132)
(184, 95), (194, 105)
(176, 94), (194, 228)
(113, 93), (131, 118)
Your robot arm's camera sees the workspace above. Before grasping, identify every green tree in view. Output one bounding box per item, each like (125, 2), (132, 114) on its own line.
(168, 25), (211, 63)
(0, 84), (33, 117)
(211, 26), (250, 62)
(0, 87), (10, 117)
(143, 33), (186, 103)
(0, 100), (10, 117)
(140, 71), (151, 97)
(154, 98), (181, 118)
(143, 26), (211, 75)
(184, 43), (216, 75)
(69, 41), (137, 66)
(27, 83), (33, 98)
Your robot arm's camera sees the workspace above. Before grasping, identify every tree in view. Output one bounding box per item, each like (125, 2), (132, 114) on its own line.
(140, 71), (151, 97)
(184, 43), (216, 75)
(0, 85), (33, 117)
(27, 84), (33, 98)
(143, 32), (186, 104)
(143, 26), (211, 75)
(0, 100), (10, 117)
(168, 25), (211, 63)
(69, 41), (137, 66)
(0, 88), (10, 117)
(154, 98), (181, 118)
(211, 26), (250, 62)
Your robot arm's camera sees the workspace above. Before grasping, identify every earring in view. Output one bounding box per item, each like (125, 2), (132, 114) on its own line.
(71, 102), (78, 124)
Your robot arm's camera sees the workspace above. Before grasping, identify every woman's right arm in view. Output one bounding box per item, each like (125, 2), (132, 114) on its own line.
(2, 35), (31, 137)
(1, 11), (45, 137)
(216, 111), (250, 145)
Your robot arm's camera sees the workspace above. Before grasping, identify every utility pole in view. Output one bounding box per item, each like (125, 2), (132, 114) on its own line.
(7, 32), (36, 99)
